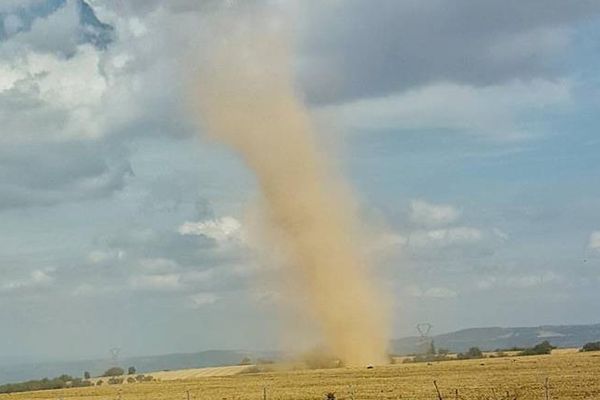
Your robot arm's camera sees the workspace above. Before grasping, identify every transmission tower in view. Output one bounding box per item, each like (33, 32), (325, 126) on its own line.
(416, 323), (434, 354)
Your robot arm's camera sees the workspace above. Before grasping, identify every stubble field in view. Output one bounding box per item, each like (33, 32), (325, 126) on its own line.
(2, 349), (599, 400)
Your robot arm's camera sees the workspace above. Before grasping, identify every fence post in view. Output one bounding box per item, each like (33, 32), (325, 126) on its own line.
(433, 380), (443, 400)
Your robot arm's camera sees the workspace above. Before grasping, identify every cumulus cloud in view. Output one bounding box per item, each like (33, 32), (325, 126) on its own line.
(0, 0), (588, 216)
(410, 200), (460, 227)
(298, 0), (600, 104)
(317, 79), (571, 139)
(130, 273), (181, 291)
(1, 269), (54, 293)
(405, 285), (458, 299)
(476, 272), (562, 290)
(6, 0), (81, 55)
(0, 141), (132, 210)
(0, 0), (597, 358)
(409, 227), (483, 248)
(79, 218), (251, 301)
(179, 216), (244, 244)
(589, 231), (600, 251)
(188, 292), (219, 308)
(370, 199), (505, 261)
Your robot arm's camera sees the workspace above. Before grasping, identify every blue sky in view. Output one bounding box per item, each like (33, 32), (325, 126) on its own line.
(0, 0), (599, 362)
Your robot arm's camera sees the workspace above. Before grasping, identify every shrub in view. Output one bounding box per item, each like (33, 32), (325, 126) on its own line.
(96, 380), (103, 386)
(128, 366), (136, 375)
(103, 367), (125, 377)
(581, 341), (600, 352)
(127, 377), (136, 383)
(57, 374), (74, 382)
(239, 357), (252, 365)
(457, 347), (483, 360)
(108, 377), (124, 385)
(0, 374), (95, 394)
(519, 341), (555, 356)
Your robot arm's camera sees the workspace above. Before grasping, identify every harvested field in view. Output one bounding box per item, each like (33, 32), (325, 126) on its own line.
(3, 350), (599, 400)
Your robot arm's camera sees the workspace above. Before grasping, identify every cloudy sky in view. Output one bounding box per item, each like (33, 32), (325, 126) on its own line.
(1, 0), (600, 362)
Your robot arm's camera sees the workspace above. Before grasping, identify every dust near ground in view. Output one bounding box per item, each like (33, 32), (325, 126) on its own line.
(191, 9), (390, 366)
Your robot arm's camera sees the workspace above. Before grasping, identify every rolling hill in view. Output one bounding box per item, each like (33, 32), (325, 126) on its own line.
(391, 323), (600, 354)
(1, 323), (599, 384)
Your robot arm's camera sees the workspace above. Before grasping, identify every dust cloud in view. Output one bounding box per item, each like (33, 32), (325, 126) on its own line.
(193, 10), (390, 366)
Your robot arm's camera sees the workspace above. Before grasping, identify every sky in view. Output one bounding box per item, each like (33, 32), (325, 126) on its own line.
(1, 0), (600, 362)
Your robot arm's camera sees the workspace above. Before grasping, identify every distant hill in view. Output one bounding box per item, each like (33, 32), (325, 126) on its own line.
(3, 323), (599, 384)
(391, 323), (600, 355)
(0, 350), (275, 385)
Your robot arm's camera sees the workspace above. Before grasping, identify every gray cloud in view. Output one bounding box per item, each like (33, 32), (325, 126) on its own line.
(297, 0), (600, 103)
(0, 141), (132, 210)
(0, 0), (598, 360)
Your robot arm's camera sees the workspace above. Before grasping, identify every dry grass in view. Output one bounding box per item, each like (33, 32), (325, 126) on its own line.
(84, 365), (253, 385)
(2, 350), (599, 400)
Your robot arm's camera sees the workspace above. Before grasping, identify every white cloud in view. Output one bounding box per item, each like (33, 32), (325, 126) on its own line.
(179, 216), (244, 243)
(476, 272), (562, 290)
(130, 273), (181, 291)
(188, 292), (218, 308)
(0, 46), (108, 143)
(1, 269), (54, 292)
(318, 79), (571, 139)
(405, 285), (458, 299)
(88, 249), (126, 264)
(409, 227), (483, 248)
(476, 277), (497, 290)
(588, 231), (600, 251)
(410, 200), (460, 227)
(9, 0), (81, 55)
(138, 258), (179, 272)
(492, 228), (510, 241)
(424, 287), (458, 299)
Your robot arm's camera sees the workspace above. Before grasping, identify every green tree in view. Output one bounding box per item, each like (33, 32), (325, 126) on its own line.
(127, 366), (136, 375)
(581, 342), (600, 352)
(239, 357), (252, 365)
(466, 347), (483, 358)
(84, 371), (91, 380)
(519, 341), (555, 356)
(102, 367), (125, 377)
(458, 347), (483, 359)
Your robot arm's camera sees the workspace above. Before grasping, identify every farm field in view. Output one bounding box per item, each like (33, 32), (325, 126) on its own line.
(84, 365), (254, 384)
(2, 350), (599, 400)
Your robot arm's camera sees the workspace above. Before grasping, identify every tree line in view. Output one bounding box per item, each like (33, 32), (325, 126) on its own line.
(0, 366), (138, 394)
